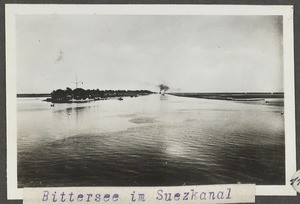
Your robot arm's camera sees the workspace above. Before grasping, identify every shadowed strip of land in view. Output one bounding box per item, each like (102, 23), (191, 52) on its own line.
(168, 92), (283, 101)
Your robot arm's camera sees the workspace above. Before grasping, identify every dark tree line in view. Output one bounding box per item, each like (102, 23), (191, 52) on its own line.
(51, 87), (154, 101)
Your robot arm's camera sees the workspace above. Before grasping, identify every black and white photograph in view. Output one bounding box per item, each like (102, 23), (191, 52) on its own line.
(6, 5), (296, 199)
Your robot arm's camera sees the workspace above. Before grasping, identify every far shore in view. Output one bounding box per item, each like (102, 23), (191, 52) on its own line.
(168, 92), (284, 106)
(17, 92), (284, 106)
(17, 93), (51, 98)
(18, 89), (156, 103)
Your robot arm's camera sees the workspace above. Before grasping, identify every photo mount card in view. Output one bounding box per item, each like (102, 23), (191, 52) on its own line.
(5, 4), (296, 201)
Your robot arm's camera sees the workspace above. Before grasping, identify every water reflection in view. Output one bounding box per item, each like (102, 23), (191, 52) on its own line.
(160, 95), (168, 100)
(17, 95), (285, 187)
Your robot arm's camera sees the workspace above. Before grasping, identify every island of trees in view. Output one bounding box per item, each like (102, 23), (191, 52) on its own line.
(45, 87), (155, 103)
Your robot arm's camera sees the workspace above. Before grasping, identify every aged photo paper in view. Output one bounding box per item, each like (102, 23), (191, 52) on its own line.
(5, 4), (296, 201)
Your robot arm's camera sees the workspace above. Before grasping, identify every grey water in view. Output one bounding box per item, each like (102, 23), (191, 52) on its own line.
(17, 94), (285, 187)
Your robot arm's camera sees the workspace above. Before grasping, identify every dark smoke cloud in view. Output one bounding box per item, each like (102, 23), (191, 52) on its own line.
(159, 84), (169, 94)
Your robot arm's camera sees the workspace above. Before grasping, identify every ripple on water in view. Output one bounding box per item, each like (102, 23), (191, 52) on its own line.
(129, 117), (156, 124)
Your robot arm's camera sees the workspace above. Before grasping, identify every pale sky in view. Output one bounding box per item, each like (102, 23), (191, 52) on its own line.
(16, 15), (283, 93)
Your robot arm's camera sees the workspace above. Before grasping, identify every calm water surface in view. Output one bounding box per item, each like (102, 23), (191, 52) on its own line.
(17, 94), (285, 187)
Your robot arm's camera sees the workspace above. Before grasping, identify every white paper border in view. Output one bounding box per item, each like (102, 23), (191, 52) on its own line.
(5, 4), (296, 199)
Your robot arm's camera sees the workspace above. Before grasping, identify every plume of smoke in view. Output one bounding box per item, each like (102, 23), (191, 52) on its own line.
(159, 84), (169, 94)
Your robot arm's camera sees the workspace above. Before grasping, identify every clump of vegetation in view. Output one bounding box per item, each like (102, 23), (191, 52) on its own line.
(50, 87), (154, 101)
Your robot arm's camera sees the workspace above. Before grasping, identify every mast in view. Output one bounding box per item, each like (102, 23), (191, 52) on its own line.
(72, 75), (83, 89)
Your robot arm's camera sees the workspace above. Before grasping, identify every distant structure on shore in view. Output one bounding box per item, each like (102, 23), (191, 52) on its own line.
(159, 84), (169, 95)
(72, 76), (83, 89)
